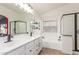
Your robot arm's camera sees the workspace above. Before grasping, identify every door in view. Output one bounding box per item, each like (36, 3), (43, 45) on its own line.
(61, 14), (74, 35)
(74, 13), (79, 51)
(62, 36), (73, 54)
(61, 14), (75, 54)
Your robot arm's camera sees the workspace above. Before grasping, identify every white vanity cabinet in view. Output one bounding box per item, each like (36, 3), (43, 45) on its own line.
(33, 37), (42, 55)
(4, 36), (42, 55)
(5, 45), (26, 55)
(25, 40), (35, 55)
(25, 37), (42, 55)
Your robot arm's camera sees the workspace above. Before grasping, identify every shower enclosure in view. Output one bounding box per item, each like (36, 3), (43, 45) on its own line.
(76, 13), (79, 51)
(61, 12), (79, 54)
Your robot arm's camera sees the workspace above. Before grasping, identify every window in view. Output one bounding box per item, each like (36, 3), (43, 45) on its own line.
(43, 20), (57, 33)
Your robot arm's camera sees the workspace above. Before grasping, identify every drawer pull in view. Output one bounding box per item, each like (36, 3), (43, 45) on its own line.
(36, 49), (39, 51)
(29, 50), (32, 52)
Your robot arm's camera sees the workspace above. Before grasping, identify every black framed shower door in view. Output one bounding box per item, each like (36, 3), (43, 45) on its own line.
(61, 12), (79, 51)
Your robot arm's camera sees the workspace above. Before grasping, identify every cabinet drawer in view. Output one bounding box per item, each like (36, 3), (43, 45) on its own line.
(35, 38), (42, 48)
(25, 41), (35, 55)
(25, 47), (34, 55)
(25, 37), (43, 55)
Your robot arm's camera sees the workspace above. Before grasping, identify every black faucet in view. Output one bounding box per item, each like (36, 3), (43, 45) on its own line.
(4, 34), (12, 43)
(30, 32), (32, 36)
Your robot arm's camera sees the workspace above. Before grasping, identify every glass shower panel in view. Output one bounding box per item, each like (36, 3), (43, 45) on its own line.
(77, 14), (79, 50)
(61, 14), (74, 35)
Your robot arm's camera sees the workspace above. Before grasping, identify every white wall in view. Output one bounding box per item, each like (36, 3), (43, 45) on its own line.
(0, 4), (42, 36)
(0, 4), (42, 44)
(25, 11), (42, 36)
(0, 4), (27, 43)
(42, 3), (79, 50)
(0, 4), (28, 34)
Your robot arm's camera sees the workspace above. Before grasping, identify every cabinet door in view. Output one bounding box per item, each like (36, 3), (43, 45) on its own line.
(25, 46), (34, 55)
(25, 37), (43, 55)
(37, 37), (43, 48)
(34, 37), (42, 54)
(5, 46), (26, 55)
(25, 41), (35, 55)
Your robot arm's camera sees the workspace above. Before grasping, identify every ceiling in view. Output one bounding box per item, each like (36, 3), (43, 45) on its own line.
(29, 3), (68, 15)
(0, 3), (26, 14)
(1, 3), (68, 15)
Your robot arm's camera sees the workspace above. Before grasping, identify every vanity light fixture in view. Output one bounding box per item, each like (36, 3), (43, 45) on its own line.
(15, 3), (34, 14)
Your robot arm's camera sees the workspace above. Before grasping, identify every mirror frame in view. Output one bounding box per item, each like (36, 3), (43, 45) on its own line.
(0, 15), (8, 37)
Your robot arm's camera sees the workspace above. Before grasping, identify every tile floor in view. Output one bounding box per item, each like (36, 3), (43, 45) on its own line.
(39, 48), (64, 55)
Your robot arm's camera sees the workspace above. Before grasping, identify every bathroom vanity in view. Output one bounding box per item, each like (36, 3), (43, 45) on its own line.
(0, 34), (43, 55)
(0, 15), (42, 55)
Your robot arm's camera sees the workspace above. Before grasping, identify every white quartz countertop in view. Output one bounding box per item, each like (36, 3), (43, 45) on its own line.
(0, 34), (41, 55)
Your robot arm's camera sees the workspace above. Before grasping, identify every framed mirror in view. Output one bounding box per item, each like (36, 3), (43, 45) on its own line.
(0, 15), (8, 37)
(16, 21), (27, 34)
(10, 21), (27, 35)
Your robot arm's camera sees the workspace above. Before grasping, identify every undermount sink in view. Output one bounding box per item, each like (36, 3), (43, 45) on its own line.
(0, 36), (7, 44)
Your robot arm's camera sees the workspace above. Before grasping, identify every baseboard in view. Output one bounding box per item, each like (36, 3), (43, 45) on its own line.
(73, 51), (79, 55)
